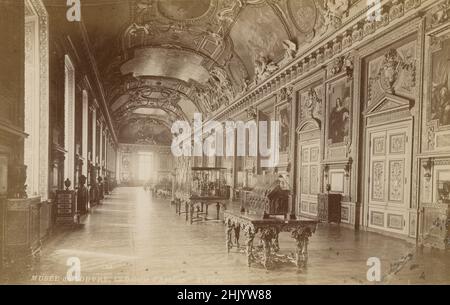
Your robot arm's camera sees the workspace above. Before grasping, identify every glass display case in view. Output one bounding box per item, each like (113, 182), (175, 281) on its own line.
(190, 167), (230, 199)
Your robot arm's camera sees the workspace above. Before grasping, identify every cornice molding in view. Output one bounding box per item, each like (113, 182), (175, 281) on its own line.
(208, 0), (434, 123)
(79, 21), (118, 145)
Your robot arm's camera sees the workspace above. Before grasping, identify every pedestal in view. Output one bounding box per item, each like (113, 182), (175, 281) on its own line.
(1, 196), (42, 265)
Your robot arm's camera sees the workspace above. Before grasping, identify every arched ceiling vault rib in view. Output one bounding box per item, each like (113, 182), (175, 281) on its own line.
(109, 83), (204, 117)
(82, 0), (315, 144)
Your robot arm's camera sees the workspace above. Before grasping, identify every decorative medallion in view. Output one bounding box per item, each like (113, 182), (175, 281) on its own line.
(287, 0), (317, 34)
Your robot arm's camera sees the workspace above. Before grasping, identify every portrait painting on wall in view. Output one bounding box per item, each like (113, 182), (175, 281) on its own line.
(430, 35), (450, 127)
(328, 78), (352, 144)
(277, 103), (291, 153)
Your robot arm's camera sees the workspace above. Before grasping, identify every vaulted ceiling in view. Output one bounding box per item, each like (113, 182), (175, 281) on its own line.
(81, 0), (337, 145)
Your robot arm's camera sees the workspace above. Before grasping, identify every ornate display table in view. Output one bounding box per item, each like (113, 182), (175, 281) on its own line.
(184, 196), (229, 224)
(224, 211), (317, 270)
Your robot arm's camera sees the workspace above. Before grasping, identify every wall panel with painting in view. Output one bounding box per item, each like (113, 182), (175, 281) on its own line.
(323, 70), (354, 225)
(275, 93), (292, 173)
(295, 75), (324, 219)
(419, 18), (450, 248)
(359, 31), (418, 237)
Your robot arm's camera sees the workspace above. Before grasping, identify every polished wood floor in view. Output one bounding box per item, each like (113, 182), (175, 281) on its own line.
(2, 187), (449, 284)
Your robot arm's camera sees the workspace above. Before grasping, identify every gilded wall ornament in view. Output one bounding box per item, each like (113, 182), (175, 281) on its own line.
(389, 0), (405, 20)
(304, 88), (322, 119)
(246, 106), (257, 119)
(279, 40), (297, 67)
(380, 49), (401, 94)
(278, 86), (294, 103)
(330, 56), (344, 76)
(431, 0), (450, 26)
(317, 0), (350, 36)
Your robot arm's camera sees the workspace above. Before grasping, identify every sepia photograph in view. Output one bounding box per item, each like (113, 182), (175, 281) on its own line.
(0, 0), (450, 292)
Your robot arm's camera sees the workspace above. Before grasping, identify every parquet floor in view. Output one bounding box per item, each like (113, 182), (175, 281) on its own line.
(2, 187), (449, 284)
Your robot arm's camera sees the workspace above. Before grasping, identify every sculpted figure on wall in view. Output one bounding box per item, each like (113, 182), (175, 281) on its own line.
(431, 0), (450, 26)
(279, 40), (297, 67)
(195, 86), (213, 112)
(254, 55), (278, 84)
(318, 0), (350, 36)
(305, 88), (322, 119)
(209, 66), (236, 106)
(380, 49), (401, 94)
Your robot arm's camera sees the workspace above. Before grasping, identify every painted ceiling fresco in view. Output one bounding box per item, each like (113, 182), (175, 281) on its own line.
(81, 0), (358, 145)
(118, 117), (173, 146)
(230, 5), (289, 79)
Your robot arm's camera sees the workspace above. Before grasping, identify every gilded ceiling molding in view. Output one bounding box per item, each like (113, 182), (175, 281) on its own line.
(210, 0), (427, 123)
(79, 22), (118, 144)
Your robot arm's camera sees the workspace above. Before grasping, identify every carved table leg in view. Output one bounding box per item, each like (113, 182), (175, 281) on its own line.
(292, 227), (312, 269)
(226, 220), (233, 253)
(216, 203), (220, 220)
(189, 204), (195, 224)
(260, 228), (274, 269)
(185, 202), (189, 221)
(234, 225), (240, 249)
(272, 230), (280, 253)
(245, 227), (256, 267)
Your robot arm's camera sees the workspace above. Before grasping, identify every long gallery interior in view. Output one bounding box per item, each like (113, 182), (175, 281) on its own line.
(0, 0), (450, 284)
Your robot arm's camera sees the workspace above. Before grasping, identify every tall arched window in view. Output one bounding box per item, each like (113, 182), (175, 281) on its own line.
(24, 0), (49, 200)
(82, 89), (89, 176)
